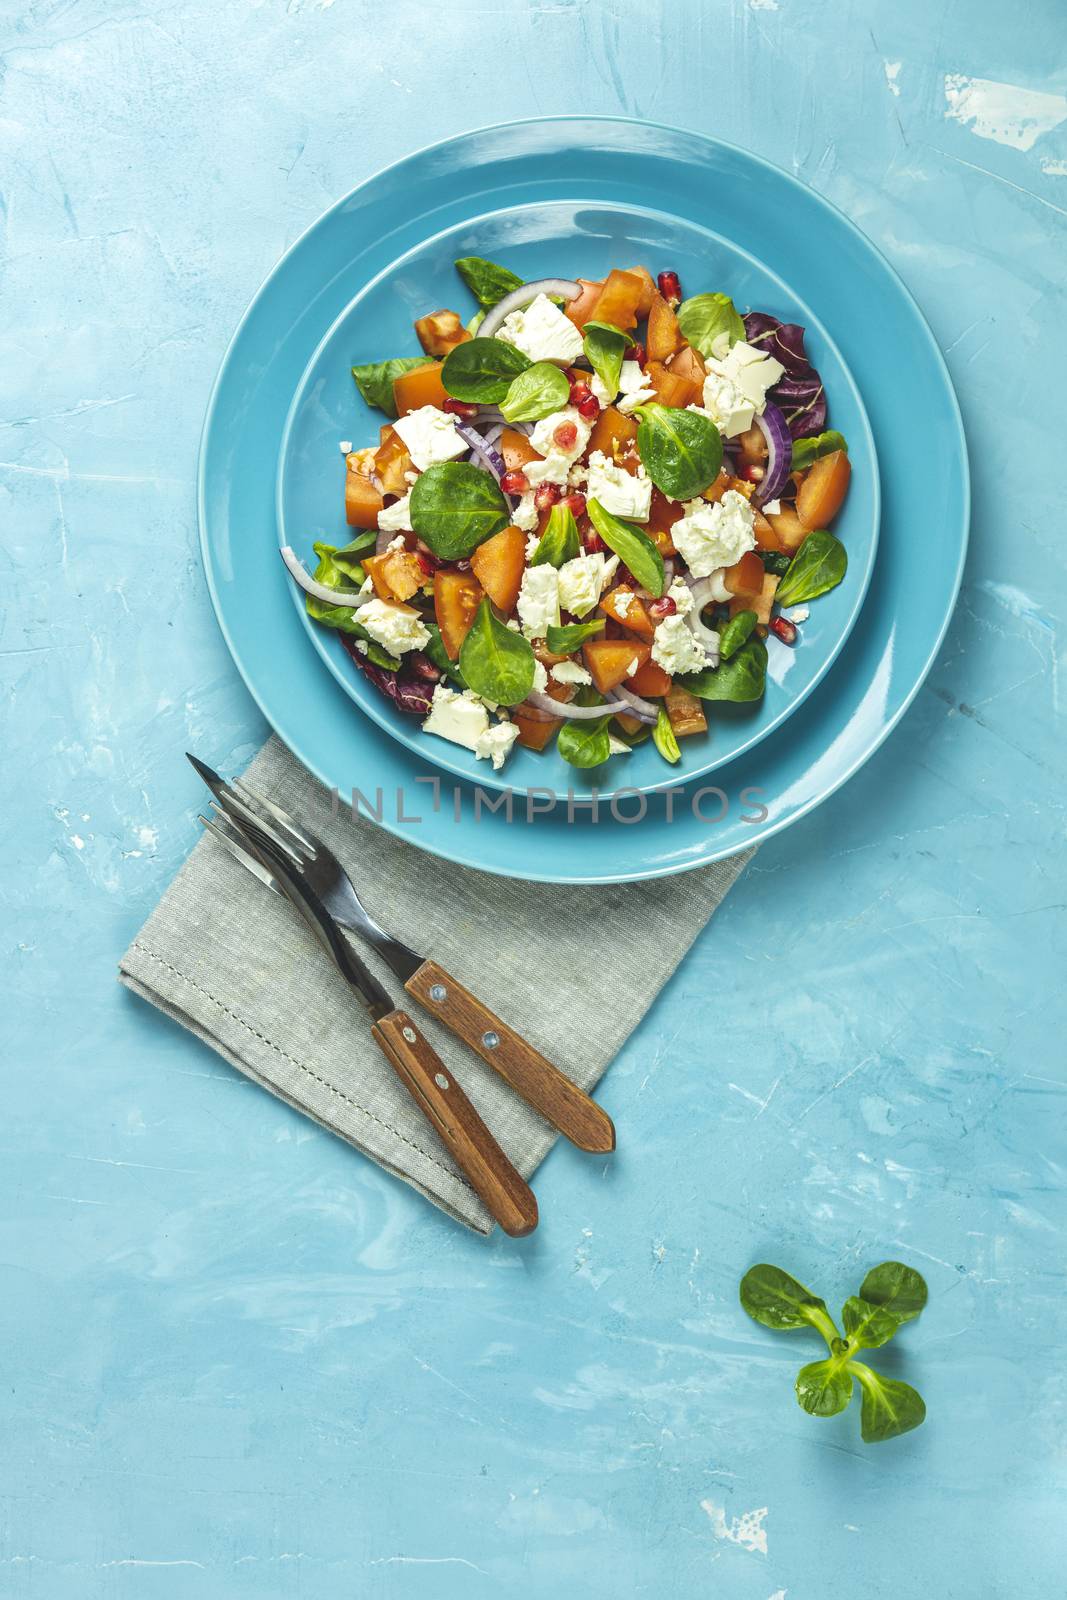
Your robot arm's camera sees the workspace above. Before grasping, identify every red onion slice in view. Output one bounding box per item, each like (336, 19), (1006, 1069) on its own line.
(753, 401), (793, 505)
(523, 692), (613, 721)
(280, 545), (369, 606)
(479, 278), (581, 341)
(683, 575), (722, 666)
(453, 418), (507, 484)
(606, 686), (659, 724)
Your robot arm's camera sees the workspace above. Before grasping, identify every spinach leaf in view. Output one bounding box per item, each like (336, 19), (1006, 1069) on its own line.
(676, 292), (745, 358)
(545, 617), (605, 653)
(532, 503), (580, 568)
(740, 1260), (928, 1445)
(718, 609), (757, 661)
(676, 637), (767, 703)
(859, 1262), (929, 1324)
(410, 462), (510, 559)
(583, 319), (633, 397)
(760, 550), (792, 576)
(351, 358), (426, 418)
(775, 529), (847, 607)
(557, 691), (612, 768)
(795, 1359), (853, 1417)
(458, 598), (536, 706)
(634, 403), (723, 501)
(441, 336), (530, 403)
(652, 707), (680, 764)
(455, 255), (524, 310)
(841, 1297), (901, 1351)
(791, 429), (848, 471)
(500, 360), (570, 423)
(587, 498), (665, 598)
(305, 542), (399, 668)
(851, 1364), (927, 1444)
(739, 1265), (837, 1340)
(424, 623), (467, 686)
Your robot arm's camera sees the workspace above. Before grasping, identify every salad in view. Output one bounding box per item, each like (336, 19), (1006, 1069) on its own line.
(283, 258), (852, 773)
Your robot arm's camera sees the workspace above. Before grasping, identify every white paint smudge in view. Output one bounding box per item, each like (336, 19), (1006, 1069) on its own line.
(700, 1500), (768, 1554)
(1041, 156), (1067, 176)
(977, 580), (1054, 632)
(749, 0), (778, 9)
(884, 61), (901, 97)
(944, 75), (1067, 152)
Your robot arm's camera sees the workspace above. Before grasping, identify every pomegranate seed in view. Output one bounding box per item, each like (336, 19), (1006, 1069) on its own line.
(648, 595), (678, 620)
(553, 421), (578, 451)
(416, 552), (437, 577)
(568, 379), (592, 406)
(576, 393), (600, 421)
(631, 341), (647, 367)
(442, 397), (478, 419)
(657, 270), (682, 308)
(501, 469), (529, 495)
(583, 530), (606, 554)
(562, 491), (587, 518)
(534, 482), (562, 512)
(407, 651), (441, 682)
(771, 615), (798, 646)
(740, 463), (765, 483)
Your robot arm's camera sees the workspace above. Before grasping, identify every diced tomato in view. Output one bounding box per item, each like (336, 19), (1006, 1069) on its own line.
(469, 525), (525, 613)
(434, 570), (484, 658)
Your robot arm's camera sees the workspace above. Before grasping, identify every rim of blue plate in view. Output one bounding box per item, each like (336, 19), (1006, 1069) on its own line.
(274, 194), (881, 798)
(197, 116), (970, 882)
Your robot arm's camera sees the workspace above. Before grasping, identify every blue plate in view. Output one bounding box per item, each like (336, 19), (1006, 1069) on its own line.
(199, 118), (968, 883)
(278, 203), (879, 797)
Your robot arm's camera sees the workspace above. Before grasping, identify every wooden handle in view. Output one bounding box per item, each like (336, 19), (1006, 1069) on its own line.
(405, 960), (616, 1155)
(371, 1009), (538, 1237)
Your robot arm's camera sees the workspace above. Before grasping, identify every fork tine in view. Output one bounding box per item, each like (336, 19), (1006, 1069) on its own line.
(232, 776), (318, 855)
(198, 812), (282, 895)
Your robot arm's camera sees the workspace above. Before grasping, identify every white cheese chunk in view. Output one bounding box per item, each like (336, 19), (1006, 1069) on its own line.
(516, 563), (560, 639)
(651, 580), (708, 676)
(615, 359), (657, 415)
(669, 489), (756, 578)
(377, 494), (414, 534)
(585, 451), (653, 522)
(393, 405), (467, 470)
(474, 718), (520, 770)
(495, 293), (584, 365)
(557, 551), (620, 618)
(550, 659), (592, 686)
(529, 406), (592, 465)
(358, 598), (431, 656)
(512, 490), (539, 532)
(422, 685), (519, 770)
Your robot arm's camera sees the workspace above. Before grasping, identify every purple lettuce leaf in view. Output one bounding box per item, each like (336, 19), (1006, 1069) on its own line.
(743, 311), (828, 439)
(341, 635), (439, 716)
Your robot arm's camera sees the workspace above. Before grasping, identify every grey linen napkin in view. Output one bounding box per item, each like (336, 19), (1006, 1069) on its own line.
(120, 737), (752, 1232)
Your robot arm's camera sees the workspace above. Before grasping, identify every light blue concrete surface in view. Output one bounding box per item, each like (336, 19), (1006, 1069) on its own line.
(3, 3), (1065, 1595)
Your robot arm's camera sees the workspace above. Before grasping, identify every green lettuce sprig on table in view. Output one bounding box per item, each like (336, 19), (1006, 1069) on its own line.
(740, 1261), (928, 1443)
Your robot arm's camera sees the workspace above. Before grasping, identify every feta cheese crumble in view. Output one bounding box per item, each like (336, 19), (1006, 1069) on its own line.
(669, 489), (756, 578)
(697, 340), (785, 436)
(557, 551), (619, 617)
(339, 439), (353, 454)
(651, 579), (708, 676)
(550, 659), (592, 686)
(512, 490), (539, 532)
(585, 451), (653, 522)
(377, 493), (414, 534)
(525, 407), (593, 487)
(495, 293), (584, 366)
(531, 658), (549, 694)
(393, 405), (467, 471)
(421, 684), (519, 770)
(615, 359), (657, 415)
(358, 599), (431, 656)
(516, 563), (560, 639)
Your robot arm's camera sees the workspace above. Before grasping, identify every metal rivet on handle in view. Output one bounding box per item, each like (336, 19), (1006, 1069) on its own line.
(482, 1031), (501, 1049)
(429, 984), (447, 1002)
(402, 1026), (417, 1043)
(434, 1072), (449, 1090)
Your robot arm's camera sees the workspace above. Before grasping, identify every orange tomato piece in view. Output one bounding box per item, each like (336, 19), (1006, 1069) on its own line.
(393, 362), (447, 417)
(723, 550), (764, 598)
(433, 569), (484, 658)
(374, 426), (413, 496)
(647, 293), (684, 363)
(470, 525), (526, 614)
(500, 428), (543, 471)
(645, 360), (700, 408)
(628, 658), (672, 697)
(586, 405), (639, 468)
(600, 586), (654, 640)
(363, 549), (425, 604)
(664, 684), (707, 737)
(797, 449), (851, 528)
(625, 266), (657, 318)
(764, 505), (810, 553)
(668, 344), (707, 386)
(414, 310), (470, 357)
(589, 269), (646, 331)
(582, 638), (652, 693)
(345, 471), (384, 529)
(730, 572), (779, 626)
(564, 278), (605, 329)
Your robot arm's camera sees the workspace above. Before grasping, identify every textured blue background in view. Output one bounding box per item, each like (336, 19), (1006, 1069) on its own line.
(3, 2), (1065, 1595)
